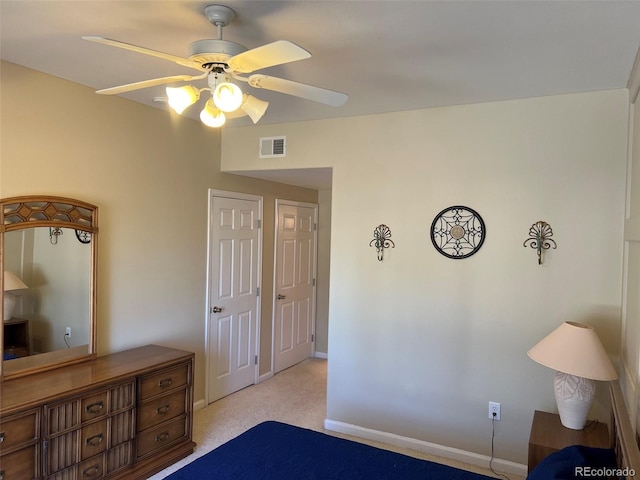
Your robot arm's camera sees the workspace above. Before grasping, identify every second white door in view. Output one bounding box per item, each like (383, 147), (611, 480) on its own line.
(273, 200), (318, 373)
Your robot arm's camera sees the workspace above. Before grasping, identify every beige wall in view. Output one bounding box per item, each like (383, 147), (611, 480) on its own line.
(0, 61), (318, 401)
(315, 189), (332, 355)
(222, 89), (629, 465)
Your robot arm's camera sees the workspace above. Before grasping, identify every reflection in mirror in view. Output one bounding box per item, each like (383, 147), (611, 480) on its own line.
(4, 228), (91, 357)
(1, 195), (98, 379)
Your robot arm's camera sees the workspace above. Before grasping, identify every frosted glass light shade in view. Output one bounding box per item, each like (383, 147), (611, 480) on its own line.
(200, 100), (226, 128)
(213, 80), (243, 112)
(166, 85), (200, 114)
(241, 95), (269, 124)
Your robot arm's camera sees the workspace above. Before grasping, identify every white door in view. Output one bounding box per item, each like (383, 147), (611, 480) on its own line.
(273, 200), (318, 373)
(207, 191), (262, 403)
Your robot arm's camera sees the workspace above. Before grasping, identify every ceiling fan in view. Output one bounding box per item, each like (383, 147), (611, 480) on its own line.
(83, 4), (348, 126)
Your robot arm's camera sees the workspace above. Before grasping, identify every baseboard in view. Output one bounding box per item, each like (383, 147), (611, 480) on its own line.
(193, 398), (206, 412)
(314, 351), (328, 359)
(323, 418), (527, 477)
(259, 371), (274, 383)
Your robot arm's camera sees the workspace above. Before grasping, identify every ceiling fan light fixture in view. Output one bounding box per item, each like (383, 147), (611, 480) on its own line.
(200, 99), (226, 128)
(213, 77), (243, 112)
(241, 94), (269, 124)
(166, 85), (200, 114)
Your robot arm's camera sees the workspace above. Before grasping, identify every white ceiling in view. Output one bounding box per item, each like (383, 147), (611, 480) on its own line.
(2, 0), (640, 190)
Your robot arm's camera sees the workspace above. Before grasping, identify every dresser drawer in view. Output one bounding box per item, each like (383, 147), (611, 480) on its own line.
(0, 445), (38, 479)
(139, 364), (189, 400)
(81, 391), (108, 423)
(78, 453), (105, 479)
(81, 420), (107, 461)
(48, 453), (105, 480)
(0, 409), (39, 453)
(138, 389), (186, 431)
(136, 417), (187, 459)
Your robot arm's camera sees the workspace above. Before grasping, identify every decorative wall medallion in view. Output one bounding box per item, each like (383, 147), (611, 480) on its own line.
(75, 229), (92, 244)
(430, 206), (485, 259)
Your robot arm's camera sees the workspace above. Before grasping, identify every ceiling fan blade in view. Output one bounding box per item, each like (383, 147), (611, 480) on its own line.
(82, 36), (203, 71)
(95, 75), (198, 95)
(248, 74), (348, 107)
(228, 40), (311, 74)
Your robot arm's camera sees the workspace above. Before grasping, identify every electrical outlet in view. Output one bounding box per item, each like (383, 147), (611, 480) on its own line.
(65, 327), (71, 338)
(489, 401), (501, 420)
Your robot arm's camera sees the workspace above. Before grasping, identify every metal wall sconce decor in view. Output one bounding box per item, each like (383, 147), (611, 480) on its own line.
(369, 224), (395, 261)
(523, 221), (556, 265)
(49, 226), (63, 245)
(430, 206), (485, 259)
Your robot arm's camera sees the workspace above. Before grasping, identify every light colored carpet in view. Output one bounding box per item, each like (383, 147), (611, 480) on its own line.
(151, 358), (522, 479)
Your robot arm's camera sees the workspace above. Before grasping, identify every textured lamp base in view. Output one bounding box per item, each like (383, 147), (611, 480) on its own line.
(3, 292), (16, 321)
(554, 371), (595, 430)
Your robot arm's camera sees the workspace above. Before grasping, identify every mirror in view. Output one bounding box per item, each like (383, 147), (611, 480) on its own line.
(1, 196), (98, 379)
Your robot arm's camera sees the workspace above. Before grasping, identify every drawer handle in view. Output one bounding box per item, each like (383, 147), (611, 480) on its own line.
(82, 464), (101, 478)
(0, 469), (4, 480)
(155, 431), (170, 443)
(85, 401), (104, 415)
(0, 431), (4, 443)
(158, 378), (173, 388)
(156, 404), (171, 415)
(85, 433), (104, 447)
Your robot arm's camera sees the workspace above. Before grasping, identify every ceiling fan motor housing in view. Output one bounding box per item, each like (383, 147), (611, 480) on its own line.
(189, 39), (247, 66)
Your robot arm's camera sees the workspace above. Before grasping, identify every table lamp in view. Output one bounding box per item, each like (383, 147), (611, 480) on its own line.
(3, 271), (28, 321)
(527, 321), (617, 430)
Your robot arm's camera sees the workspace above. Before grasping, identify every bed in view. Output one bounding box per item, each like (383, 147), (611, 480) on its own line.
(165, 421), (496, 480)
(166, 381), (640, 480)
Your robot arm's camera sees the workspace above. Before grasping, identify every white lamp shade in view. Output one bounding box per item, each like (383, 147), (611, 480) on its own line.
(4, 271), (28, 291)
(166, 85), (200, 114)
(527, 321), (617, 381)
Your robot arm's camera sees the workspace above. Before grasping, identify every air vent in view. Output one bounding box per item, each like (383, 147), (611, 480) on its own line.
(259, 136), (286, 158)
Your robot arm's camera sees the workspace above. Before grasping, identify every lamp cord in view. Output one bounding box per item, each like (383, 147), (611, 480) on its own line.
(490, 417), (511, 480)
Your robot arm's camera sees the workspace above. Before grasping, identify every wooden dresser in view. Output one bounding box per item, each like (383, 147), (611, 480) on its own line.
(0, 344), (195, 479)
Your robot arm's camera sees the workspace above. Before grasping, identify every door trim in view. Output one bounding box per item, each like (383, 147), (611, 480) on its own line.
(205, 189), (263, 406)
(271, 199), (318, 374)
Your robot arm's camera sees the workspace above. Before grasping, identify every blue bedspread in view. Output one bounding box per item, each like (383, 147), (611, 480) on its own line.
(166, 421), (494, 479)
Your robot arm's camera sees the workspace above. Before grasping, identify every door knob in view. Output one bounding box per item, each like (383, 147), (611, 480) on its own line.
(277, 294), (286, 300)
(212, 306), (223, 313)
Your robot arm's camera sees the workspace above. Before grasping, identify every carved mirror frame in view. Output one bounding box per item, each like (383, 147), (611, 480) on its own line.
(0, 195), (98, 380)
